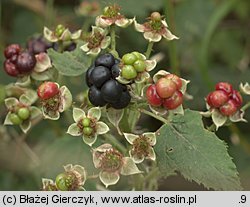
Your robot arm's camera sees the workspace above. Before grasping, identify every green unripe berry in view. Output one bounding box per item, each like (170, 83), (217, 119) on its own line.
(122, 53), (137, 65)
(121, 65), (137, 80)
(131, 52), (144, 60)
(55, 173), (69, 191)
(9, 113), (23, 125)
(55, 24), (65, 37)
(83, 127), (93, 136)
(133, 60), (146, 72)
(82, 118), (91, 127)
(17, 107), (30, 120)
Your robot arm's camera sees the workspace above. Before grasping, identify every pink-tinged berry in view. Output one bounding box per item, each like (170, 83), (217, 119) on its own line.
(146, 84), (162, 106)
(156, 78), (177, 99)
(208, 90), (229, 108)
(163, 90), (183, 110)
(37, 82), (60, 100)
(215, 82), (233, 96)
(4, 44), (21, 59)
(206, 92), (213, 107)
(230, 90), (243, 108)
(219, 99), (238, 116)
(165, 74), (182, 90)
(3, 59), (19, 77)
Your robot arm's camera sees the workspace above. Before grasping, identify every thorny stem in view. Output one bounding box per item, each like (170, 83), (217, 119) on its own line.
(145, 41), (154, 59)
(139, 108), (169, 124)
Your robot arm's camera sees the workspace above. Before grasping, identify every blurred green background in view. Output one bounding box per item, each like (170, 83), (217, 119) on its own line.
(0, 0), (250, 190)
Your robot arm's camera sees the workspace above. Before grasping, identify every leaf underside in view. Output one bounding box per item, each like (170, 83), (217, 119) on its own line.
(155, 109), (242, 190)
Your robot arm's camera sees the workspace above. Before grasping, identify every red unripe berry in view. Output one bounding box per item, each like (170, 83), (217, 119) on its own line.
(156, 78), (177, 99)
(3, 59), (19, 77)
(215, 82), (233, 95)
(230, 90), (243, 108)
(206, 92), (213, 107)
(146, 84), (162, 106)
(165, 74), (182, 90)
(207, 90), (229, 108)
(163, 90), (183, 110)
(37, 82), (60, 100)
(4, 44), (21, 59)
(219, 99), (238, 116)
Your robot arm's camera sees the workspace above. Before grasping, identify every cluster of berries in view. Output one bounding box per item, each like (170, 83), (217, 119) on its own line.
(206, 82), (243, 116)
(86, 53), (131, 109)
(121, 52), (146, 80)
(3, 44), (36, 77)
(37, 81), (60, 111)
(146, 74), (183, 110)
(79, 117), (94, 137)
(9, 105), (31, 125)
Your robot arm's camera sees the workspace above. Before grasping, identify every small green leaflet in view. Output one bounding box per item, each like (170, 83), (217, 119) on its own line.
(47, 43), (91, 76)
(154, 109), (242, 190)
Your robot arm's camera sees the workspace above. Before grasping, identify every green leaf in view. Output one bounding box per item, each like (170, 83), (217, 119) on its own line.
(47, 43), (91, 76)
(155, 109), (242, 190)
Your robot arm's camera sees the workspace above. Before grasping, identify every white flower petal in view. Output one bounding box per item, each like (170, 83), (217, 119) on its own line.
(120, 157), (142, 175)
(5, 97), (19, 109)
(240, 82), (250, 95)
(20, 120), (31, 134)
(95, 121), (109, 135)
(144, 32), (162, 42)
(82, 134), (97, 146)
(80, 43), (90, 52)
(143, 132), (156, 146)
(229, 110), (247, 123)
(43, 27), (58, 42)
(180, 78), (190, 94)
(115, 18), (133, 28)
(87, 107), (101, 121)
(211, 109), (227, 130)
(95, 16), (112, 28)
(71, 30), (82, 40)
(4, 112), (13, 125)
(95, 143), (113, 153)
(58, 86), (72, 112)
(30, 106), (42, 119)
(134, 20), (145, 32)
(145, 59), (157, 72)
(73, 108), (86, 123)
(34, 53), (52, 73)
(162, 28), (179, 41)
(124, 133), (139, 145)
(147, 147), (156, 161)
(42, 108), (60, 120)
(135, 72), (150, 84)
(153, 70), (169, 83)
(87, 48), (101, 56)
(129, 150), (144, 164)
(99, 171), (120, 188)
(100, 36), (111, 49)
(60, 29), (71, 41)
(67, 123), (82, 136)
(92, 26), (105, 35)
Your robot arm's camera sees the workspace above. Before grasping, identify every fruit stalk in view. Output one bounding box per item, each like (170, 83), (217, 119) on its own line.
(145, 41), (154, 59)
(139, 108), (169, 124)
(110, 25), (117, 54)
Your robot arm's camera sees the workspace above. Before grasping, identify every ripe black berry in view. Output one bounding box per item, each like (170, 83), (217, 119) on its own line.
(27, 37), (52, 54)
(111, 63), (121, 78)
(16, 51), (36, 73)
(95, 53), (115, 68)
(88, 85), (107, 107)
(90, 66), (111, 88)
(101, 80), (123, 103)
(4, 44), (21, 59)
(86, 65), (95, 87)
(111, 90), (131, 109)
(4, 59), (19, 77)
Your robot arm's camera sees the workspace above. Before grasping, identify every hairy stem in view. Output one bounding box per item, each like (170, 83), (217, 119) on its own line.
(241, 101), (250, 111)
(139, 108), (169, 124)
(145, 41), (154, 59)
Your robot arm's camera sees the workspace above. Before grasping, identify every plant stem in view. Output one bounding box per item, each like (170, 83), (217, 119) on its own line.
(110, 25), (116, 51)
(165, 0), (180, 75)
(103, 134), (127, 154)
(145, 41), (154, 59)
(242, 101), (250, 111)
(139, 108), (169, 124)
